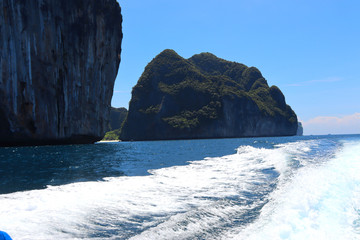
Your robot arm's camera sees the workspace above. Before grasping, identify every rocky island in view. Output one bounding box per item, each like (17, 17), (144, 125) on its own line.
(0, 0), (122, 146)
(120, 50), (298, 141)
(102, 107), (127, 141)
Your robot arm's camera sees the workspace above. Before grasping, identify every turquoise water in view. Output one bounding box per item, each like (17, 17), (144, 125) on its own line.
(0, 135), (359, 239)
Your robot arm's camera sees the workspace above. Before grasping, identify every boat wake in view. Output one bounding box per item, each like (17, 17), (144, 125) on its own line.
(0, 137), (359, 239)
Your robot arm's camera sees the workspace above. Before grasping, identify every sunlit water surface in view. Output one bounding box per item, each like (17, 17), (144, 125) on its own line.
(0, 135), (359, 239)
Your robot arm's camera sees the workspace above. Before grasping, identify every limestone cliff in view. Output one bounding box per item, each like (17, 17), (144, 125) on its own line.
(120, 50), (298, 141)
(0, 0), (122, 146)
(108, 107), (127, 131)
(297, 122), (303, 136)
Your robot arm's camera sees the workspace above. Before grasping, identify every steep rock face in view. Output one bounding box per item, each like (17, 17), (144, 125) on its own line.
(0, 0), (122, 146)
(108, 107), (127, 131)
(120, 50), (298, 141)
(297, 122), (303, 136)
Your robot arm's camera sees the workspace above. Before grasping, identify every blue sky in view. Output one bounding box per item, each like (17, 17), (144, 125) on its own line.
(113, 0), (360, 135)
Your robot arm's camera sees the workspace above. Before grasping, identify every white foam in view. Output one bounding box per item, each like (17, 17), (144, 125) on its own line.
(229, 140), (360, 240)
(0, 139), (337, 239)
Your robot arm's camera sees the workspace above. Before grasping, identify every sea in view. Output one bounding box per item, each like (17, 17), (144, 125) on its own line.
(0, 134), (360, 240)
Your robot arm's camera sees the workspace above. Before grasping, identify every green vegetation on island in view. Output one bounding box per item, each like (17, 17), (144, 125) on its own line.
(102, 107), (127, 140)
(117, 49), (298, 140)
(108, 107), (128, 131)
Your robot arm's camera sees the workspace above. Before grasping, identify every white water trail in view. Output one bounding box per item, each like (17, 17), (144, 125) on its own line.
(0, 139), (348, 240)
(229, 140), (360, 240)
(0, 141), (298, 240)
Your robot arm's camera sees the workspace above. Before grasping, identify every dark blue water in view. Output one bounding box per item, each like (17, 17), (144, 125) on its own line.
(0, 134), (359, 239)
(0, 136), (305, 194)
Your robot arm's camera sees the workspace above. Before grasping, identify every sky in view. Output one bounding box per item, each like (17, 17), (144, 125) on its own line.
(112, 0), (360, 135)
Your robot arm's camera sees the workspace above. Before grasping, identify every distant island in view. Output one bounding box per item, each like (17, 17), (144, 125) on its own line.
(297, 122), (304, 136)
(103, 107), (127, 141)
(115, 49), (298, 141)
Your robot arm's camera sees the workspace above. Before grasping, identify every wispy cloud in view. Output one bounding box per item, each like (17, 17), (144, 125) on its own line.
(113, 90), (131, 93)
(287, 77), (343, 87)
(301, 113), (360, 135)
